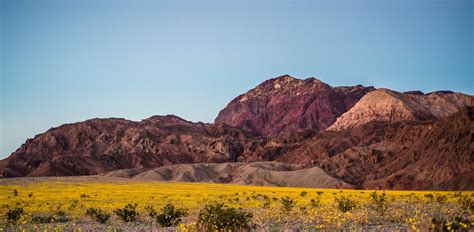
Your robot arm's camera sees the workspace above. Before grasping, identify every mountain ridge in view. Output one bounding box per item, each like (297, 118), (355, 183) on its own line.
(1, 75), (473, 190)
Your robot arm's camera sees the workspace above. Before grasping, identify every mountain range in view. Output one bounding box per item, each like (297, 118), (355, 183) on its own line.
(1, 75), (473, 190)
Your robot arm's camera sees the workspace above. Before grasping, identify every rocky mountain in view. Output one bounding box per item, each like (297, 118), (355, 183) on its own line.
(241, 106), (474, 190)
(215, 75), (375, 137)
(0, 115), (262, 177)
(1, 75), (473, 190)
(328, 88), (473, 131)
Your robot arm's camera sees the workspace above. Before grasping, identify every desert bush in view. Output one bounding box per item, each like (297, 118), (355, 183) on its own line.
(146, 204), (187, 227)
(299, 206), (307, 214)
(197, 203), (252, 231)
(281, 196), (296, 212)
(310, 197), (321, 208)
(145, 205), (157, 218)
(114, 203), (139, 223)
(458, 196), (474, 213)
(335, 196), (358, 213)
(5, 207), (25, 225)
(432, 215), (471, 231)
(424, 193), (434, 201)
(31, 210), (71, 223)
(86, 207), (111, 224)
(435, 194), (448, 204)
(263, 201), (271, 208)
(369, 191), (388, 214)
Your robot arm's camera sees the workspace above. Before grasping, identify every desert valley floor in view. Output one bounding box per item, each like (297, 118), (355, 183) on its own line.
(1, 176), (473, 231)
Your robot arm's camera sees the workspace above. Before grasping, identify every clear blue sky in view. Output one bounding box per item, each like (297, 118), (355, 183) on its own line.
(1, 0), (473, 158)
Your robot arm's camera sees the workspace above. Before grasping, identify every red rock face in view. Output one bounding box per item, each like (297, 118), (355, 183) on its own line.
(214, 75), (374, 137)
(0, 115), (261, 177)
(238, 107), (474, 190)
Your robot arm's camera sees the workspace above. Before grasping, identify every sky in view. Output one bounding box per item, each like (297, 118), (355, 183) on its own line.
(1, 0), (473, 159)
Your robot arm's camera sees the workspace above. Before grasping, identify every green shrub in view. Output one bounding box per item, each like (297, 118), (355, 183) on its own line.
(146, 204), (187, 227)
(432, 215), (471, 231)
(197, 203), (252, 231)
(310, 198), (321, 208)
(435, 194), (448, 204)
(299, 206), (307, 213)
(369, 191), (388, 214)
(424, 193), (434, 201)
(263, 201), (271, 208)
(281, 196), (296, 212)
(454, 192), (463, 197)
(145, 205), (157, 218)
(31, 210), (71, 223)
(114, 203), (139, 223)
(335, 196), (358, 213)
(5, 207), (24, 225)
(86, 207), (111, 224)
(458, 196), (474, 213)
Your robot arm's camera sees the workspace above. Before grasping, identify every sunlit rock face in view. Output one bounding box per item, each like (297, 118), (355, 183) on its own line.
(215, 75), (375, 137)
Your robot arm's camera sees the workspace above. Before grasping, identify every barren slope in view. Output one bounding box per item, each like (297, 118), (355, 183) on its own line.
(329, 89), (473, 131)
(102, 162), (354, 189)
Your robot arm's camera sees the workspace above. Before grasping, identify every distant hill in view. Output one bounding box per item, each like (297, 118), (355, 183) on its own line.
(101, 162), (353, 189)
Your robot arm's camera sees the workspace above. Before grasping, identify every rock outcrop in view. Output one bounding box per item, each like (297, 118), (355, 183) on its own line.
(215, 75), (374, 136)
(328, 89), (473, 131)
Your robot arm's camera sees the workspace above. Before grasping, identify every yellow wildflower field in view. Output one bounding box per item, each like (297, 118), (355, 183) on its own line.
(0, 177), (473, 231)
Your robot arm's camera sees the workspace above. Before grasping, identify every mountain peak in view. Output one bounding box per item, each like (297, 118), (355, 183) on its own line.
(273, 74), (296, 82)
(216, 75), (374, 136)
(143, 115), (190, 124)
